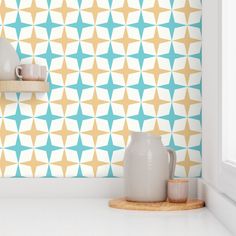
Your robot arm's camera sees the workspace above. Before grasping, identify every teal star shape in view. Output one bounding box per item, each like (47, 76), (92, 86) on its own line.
(160, 43), (184, 69)
(159, 104), (184, 130)
(38, 12), (60, 38)
(99, 13), (122, 38)
(70, 136), (92, 161)
(98, 105), (122, 130)
(160, 73), (184, 99)
(69, 74), (93, 99)
(69, 12), (92, 38)
(38, 43), (61, 69)
(8, 136), (29, 162)
(160, 13), (184, 38)
(69, 43), (91, 68)
(8, 105), (29, 130)
(130, 74), (152, 99)
(100, 43), (122, 69)
(130, 105), (154, 130)
(98, 73), (122, 99)
(68, 105), (92, 130)
(130, 12), (153, 37)
(100, 136), (123, 161)
(39, 135), (58, 161)
(7, 13), (30, 38)
(130, 44), (153, 69)
(38, 104), (60, 129)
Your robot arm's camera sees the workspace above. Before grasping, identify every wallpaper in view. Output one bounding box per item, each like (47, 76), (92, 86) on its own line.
(0, 0), (202, 178)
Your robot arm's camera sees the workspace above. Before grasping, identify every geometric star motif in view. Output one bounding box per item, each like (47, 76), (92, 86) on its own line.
(175, 0), (200, 23)
(82, 149), (108, 176)
(177, 150), (200, 176)
(175, 119), (200, 146)
(22, 0), (45, 24)
(21, 150), (46, 177)
(83, 0), (107, 23)
(21, 119), (47, 146)
(51, 150), (78, 177)
(175, 89), (199, 115)
(114, 0), (137, 23)
(0, 150), (15, 176)
(175, 28), (199, 54)
(0, 120), (15, 147)
(175, 58), (200, 85)
(144, 0), (169, 23)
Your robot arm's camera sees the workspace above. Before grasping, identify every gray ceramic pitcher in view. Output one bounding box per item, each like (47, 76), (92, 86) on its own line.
(124, 132), (176, 202)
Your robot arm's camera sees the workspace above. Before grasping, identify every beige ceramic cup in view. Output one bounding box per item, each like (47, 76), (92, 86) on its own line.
(168, 179), (188, 203)
(38, 66), (47, 81)
(16, 64), (41, 81)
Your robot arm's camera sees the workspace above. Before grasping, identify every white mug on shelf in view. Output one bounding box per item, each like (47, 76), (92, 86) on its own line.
(16, 64), (47, 81)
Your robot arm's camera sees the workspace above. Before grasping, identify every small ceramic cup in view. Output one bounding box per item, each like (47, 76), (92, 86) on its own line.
(38, 66), (47, 81)
(168, 179), (188, 203)
(16, 64), (40, 81)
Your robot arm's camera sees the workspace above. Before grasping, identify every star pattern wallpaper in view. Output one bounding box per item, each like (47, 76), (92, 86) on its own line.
(0, 0), (202, 178)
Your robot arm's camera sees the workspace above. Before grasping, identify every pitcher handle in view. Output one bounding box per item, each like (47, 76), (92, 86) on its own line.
(167, 149), (176, 179)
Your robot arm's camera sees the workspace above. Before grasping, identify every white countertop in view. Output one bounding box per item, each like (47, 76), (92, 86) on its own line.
(0, 198), (232, 236)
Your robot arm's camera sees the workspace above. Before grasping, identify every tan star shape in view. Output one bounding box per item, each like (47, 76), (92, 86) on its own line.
(144, 58), (168, 86)
(83, 0), (108, 23)
(51, 150), (78, 177)
(177, 150), (200, 176)
(52, 119), (78, 146)
(175, 0), (200, 23)
(114, 119), (130, 146)
(114, 27), (138, 54)
(22, 119), (47, 146)
(144, 27), (169, 55)
(82, 149), (107, 177)
(114, 0), (138, 23)
(144, 0), (169, 23)
(52, 89), (77, 116)
(52, 27), (78, 55)
(174, 119), (200, 146)
(175, 58), (200, 85)
(115, 89), (138, 114)
(21, 150), (46, 177)
(22, 93), (45, 116)
(150, 119), (170, 136)
(144, 89), (169, 116)
(22, 0), (46, 23)
(0, 120), (15, 146)
(0, 0), (15, 23)
(82, 119), (108, 146)
(113, 59), (138, 85)
(0, 94), (15, 116)
(82, 58), (108, 84)
(175, 28), (199, 54)
(83, 89), (108, 115)
(22, 27), (46, 54)
(0, 150), (15, 176)
(51, 58), (77, 85)
(82, 27), (108, 55)
(52, 0), (77, 23)
(175, 89), (200, 115)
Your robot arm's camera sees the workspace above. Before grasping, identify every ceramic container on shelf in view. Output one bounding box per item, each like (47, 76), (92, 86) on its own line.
(124, 132), (176, 202)
(168, 179), (188, 203)
(0, 38), (19, 80)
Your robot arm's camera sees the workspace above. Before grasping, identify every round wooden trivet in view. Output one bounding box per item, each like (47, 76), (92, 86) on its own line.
(109, 198), (205, 211)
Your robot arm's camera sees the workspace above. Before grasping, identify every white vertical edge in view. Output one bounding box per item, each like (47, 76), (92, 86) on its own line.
(198, 179), (236, 235)
(202, 0), (220, 188)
